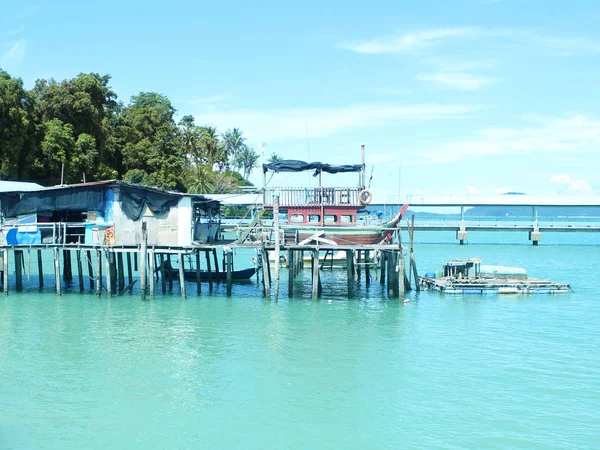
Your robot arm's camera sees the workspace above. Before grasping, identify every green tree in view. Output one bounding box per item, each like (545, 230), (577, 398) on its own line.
(268, 152), (283, 163)
(235, 146), (260, 179)
(0, 69), (34, 179)
(39, 118), (75, 183)
(117, 92), (185, 190)
(32, 73), (118, 179)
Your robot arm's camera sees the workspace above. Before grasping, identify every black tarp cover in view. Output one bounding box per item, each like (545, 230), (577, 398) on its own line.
(262, 160), (363, 176)
(1, 182), (182, 220)
(119, 185), (181, 221)
(4, 186), (106, 217)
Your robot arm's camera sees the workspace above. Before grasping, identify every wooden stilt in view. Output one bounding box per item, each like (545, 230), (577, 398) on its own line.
(262, 247), (271, 298)
(365, 251), (371, 285)
(15, 250), (23, 292)
(311, 250), (321, 301)
(178, 252), (186, 300)
(134, 252), (138, 271)
(288, 250), (294, 298)
(160, 253), (166, 294)
(126, 252), (133, 285)
(398, 254), (405, 296)
(205, 251), (213, 291)
(149, 249), (155, 299)
(357, 250), (362, 280)
(95, 249), (102, 296)
(63, 250), (72, 283)
(3, 249), (8, 295)
(140, 222), (148, 301)
(106, 250), (112, 297)
(37, 249), (44, 289)
(409, 216), (420, 292)
(380, 251), (386, 285)
(346, 250), (354, 298)
(273, 195), (281, 301)
(86, 250), (94, 290)
(167, 254), (173, 292)
(225, 250), (233, 296)
(54, 247), (61, 296)
(117, 252), (125, 293)
(212, 249), (219, 278)
(387, 251), (395, 297)
(77, 249), (84, 292)
(195, 250), (201, 295)
(352, 250), (358, 280)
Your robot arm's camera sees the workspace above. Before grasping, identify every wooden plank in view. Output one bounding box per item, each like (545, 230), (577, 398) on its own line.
(236, 209), (265, 244)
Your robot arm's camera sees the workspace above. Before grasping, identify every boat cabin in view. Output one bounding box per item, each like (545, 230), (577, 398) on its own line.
(261, 159), (367, 226)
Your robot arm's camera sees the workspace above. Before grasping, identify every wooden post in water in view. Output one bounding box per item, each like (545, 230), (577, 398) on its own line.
(387, 251), (395, 297)
(352, 250), (358, 280)
(380, 251), (386, 285)
(63, 250), (72, 283)
(288, 250), (294, 298)
(356, 250), (362, 280)
(77, 249), (84, 292)
(178, 252), (186, 300)
(95, 249), (102, 296)
(38, 249), (44, 289)
(159, 253), (166, 294)
(149, 249), (155, 299)
(346, 250), (354, 298)
(117, 252), (125, 293)
(54, 247), (61, 296)
(195, 250), (201, 295)
(140, 222), (148, 301)
(273, 194), (280, 301)
(398, 252), (405, 297)
(225, 249), (233, 296)
(409, 216), (420, 292)
(105, 250), (112, 297)
(311, 249), (320, 301)
(205, 251), (213, 292)
(262, 245), (271, 298)
(125, 252), (132, 286)
(3, 249), (8, 295)
(15, 249), (23, 292)
(110, 251), (117, 295)
(212, 249), (219, 278)
(170, 254), (176, 292)
(86, 250), (94, 290)
(365, 251), (371, 285)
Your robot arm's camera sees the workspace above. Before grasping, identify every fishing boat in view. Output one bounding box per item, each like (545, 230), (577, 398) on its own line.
(260, 146), (409, 246)
(155, 256), (256, 282)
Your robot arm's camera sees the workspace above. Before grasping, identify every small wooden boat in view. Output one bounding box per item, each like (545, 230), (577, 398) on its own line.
(159, 266), (256, 282)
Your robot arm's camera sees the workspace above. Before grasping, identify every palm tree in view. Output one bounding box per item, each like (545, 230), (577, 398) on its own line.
(268, 152), (284, 163)
(184, 163), (214, 194)
(235, 147), (260, 179)
(222, 128), (247, 171)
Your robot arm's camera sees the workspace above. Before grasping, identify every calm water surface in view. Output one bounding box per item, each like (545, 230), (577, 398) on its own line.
(1, 236), (599, 448)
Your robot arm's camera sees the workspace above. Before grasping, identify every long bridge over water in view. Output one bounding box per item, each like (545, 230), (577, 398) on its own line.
(211, 193), (600, 245)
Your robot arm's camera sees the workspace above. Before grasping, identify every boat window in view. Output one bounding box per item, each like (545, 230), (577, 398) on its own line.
(324, 215), (337, 223)
(340, 215), (353, 223)
(290, 214), (304, 223)
(308, 214), (320, 223)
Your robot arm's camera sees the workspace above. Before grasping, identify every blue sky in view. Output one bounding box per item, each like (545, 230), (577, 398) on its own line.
(2, 0), (600, 201)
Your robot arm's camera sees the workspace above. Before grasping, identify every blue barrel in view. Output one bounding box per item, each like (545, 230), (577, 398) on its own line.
(424, 272), (436, 278)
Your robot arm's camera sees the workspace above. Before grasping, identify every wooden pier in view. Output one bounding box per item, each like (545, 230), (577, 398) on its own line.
(0, 239), (415, 301)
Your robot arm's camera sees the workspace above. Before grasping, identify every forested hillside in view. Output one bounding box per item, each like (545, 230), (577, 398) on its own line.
(0, 69), (260, 193)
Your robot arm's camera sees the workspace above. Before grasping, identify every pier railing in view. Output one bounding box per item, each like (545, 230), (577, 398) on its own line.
(263, 187), (362, 207)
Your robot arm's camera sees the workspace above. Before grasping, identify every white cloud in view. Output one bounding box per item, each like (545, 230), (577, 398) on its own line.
(339, 27), (600, 55)
(551, 174), (592, 192)
(423, 114), (600, 162)
(417, 72), (495, 90)
(339, 27), (477, 54)
(0, 39), (27, 67)
(193, 103), (476, 142)
(551, 173), (571, 185)
(187, 94), (230, 105)
(571, 179), (592, 192)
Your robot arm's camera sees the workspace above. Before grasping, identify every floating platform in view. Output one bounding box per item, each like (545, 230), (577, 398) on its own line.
(420, 276), (571, 295)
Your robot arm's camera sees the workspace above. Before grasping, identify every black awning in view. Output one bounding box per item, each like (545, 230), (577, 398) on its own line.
(262, 160), (363, 176)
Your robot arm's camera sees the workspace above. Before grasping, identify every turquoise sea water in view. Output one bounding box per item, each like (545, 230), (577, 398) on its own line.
(1, 232), (600, 448)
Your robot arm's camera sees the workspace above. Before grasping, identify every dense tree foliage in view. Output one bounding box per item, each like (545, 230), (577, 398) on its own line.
(0, 69), (260, 192)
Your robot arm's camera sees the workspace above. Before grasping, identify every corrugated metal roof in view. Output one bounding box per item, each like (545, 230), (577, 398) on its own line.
(0, 180), (44, 192)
